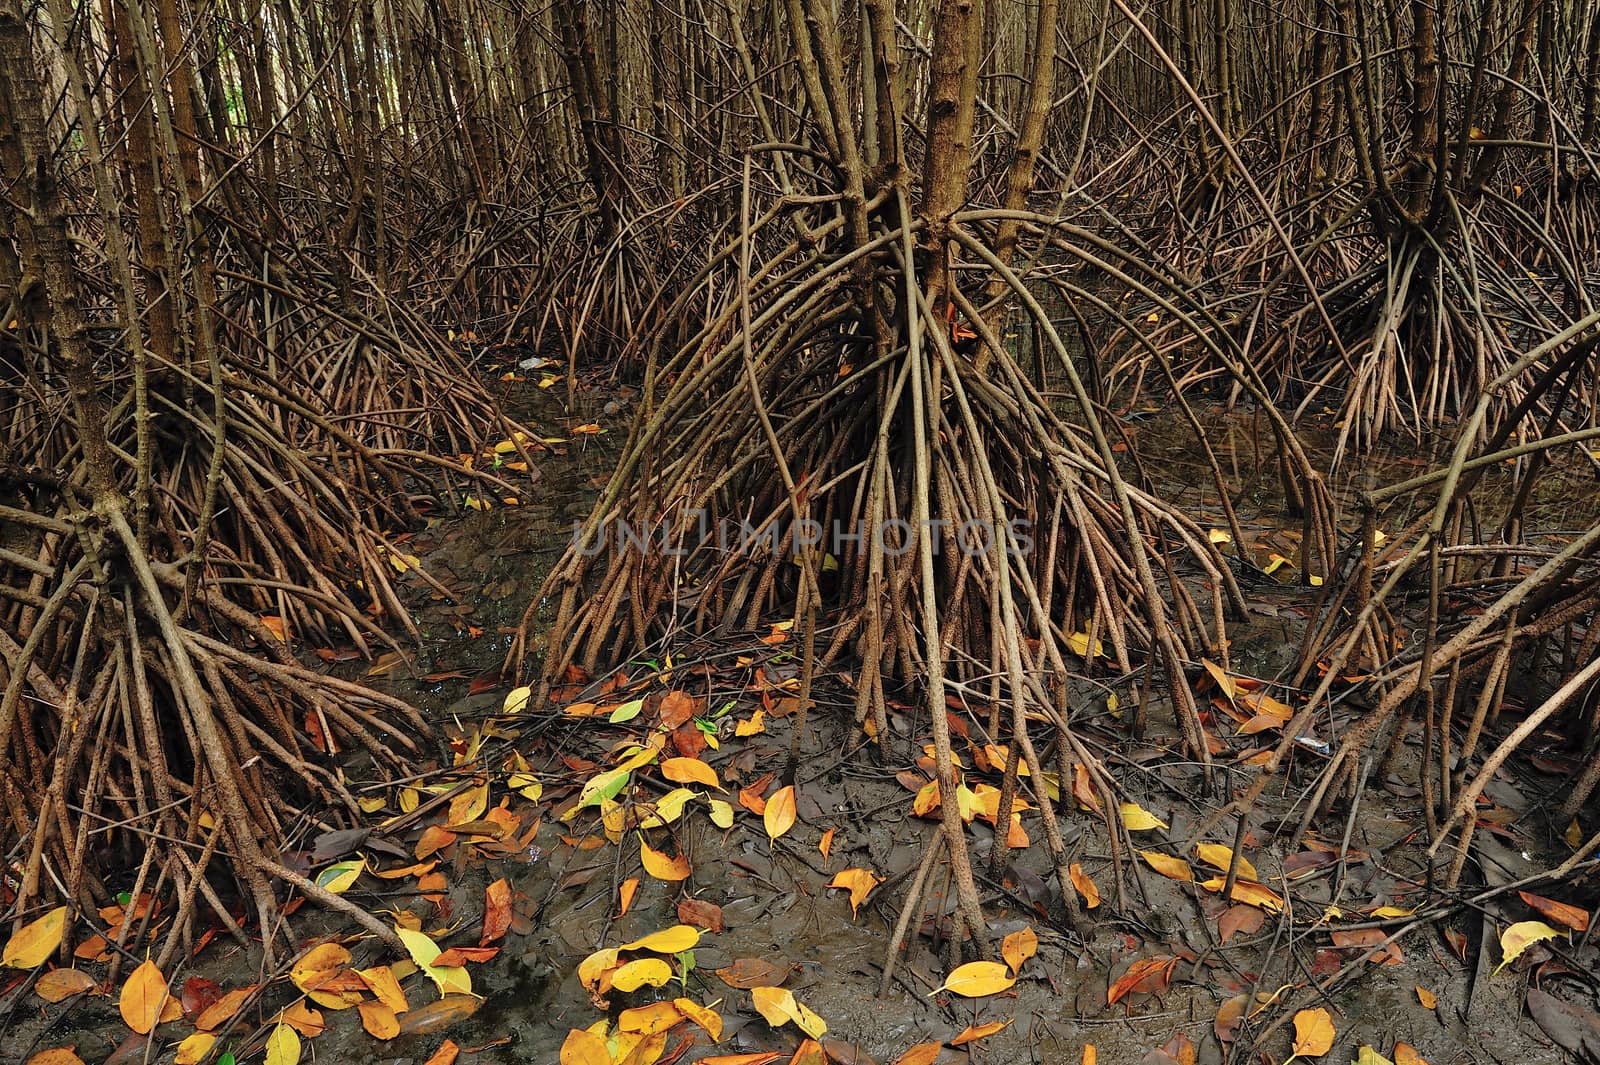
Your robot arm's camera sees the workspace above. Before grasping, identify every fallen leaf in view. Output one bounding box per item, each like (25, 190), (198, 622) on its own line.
(1219, 905), (1265, 944)
(1354, 1048), (1393, 1065)
(751, 985), (827, 1038)
(764, 786), (797, 840)
(1517, 891), (1590, 933)
(950, 1019), (1012, 1044)
(173, 1032), (215, 1065)
(611, 958), (674, 991)
(482, 879), (513, 943)
(359, 1001), (400, 1039)
(423, 1039), (460, 1065)
(1140, 850), (1194, 881)
(264, 1024), (300, 1065)
(674, 997), (723, 1040)
(640, 838), (691, 881)
(395, 927), (472, 998)
(932, 960), (1015, 998)
(25, 1050), (85, 1065)
(819, 828), (835, 860)
(3, 907), (69, 970)
(1069, 863), (1101, 908)
(1119, 802), (1168, 830)
(561, 1027), (611, 1065)
(1415, 986), (1436, 1009)
(1198, 877), (1283, 911)
(195, 986), (257, 1030)
(618, 1001), (685, 1034)
(698, 1056), (781, 1065)
(662, 757), (721, 788)
(1107, 956), (1176, 1006)
(1494, 920), (1563, 975)
(1526, 988), (1600, 1060)
(716, 957), (787, 988)
(1393, 1045), (1429, 1065)
(1082, 1047), (1096, 1065)
(1195, 843), (1258, 880)
(1002, 926), (1038, 973)
(618, 878), (640, 917)
(678, 898), (724, 932)
(620, 925), (700, 954)
(1286, 1007), (1335, 1061)
(119, 959), (168, 1035)
(34, 968), (98, 1002)
(826, 869), (882, 919)
(892, 1042), (942, 1065)
(396, 995), (480, 1035)
(356, 967), (409, 1014)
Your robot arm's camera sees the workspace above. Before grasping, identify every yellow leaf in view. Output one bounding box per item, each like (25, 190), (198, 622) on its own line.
(1140, 850), (1194, 882)
(503, 687), (533, 714)
(611, 958), (673, 992)
(1119, 802), (1168, 831)
(1066, 631), (1105, 658)
(931, 960), (1015, 998)
(315, 858), (363, 894)
(618, 1001), (685, 1033)
(563, 1023), (611, 1061)
(174, 1033), (216, 1065)
(394, 927), (472, 998)
(1494, 920), (1563, 975)
(1002, 926), (1038, 972)
(118, 959), (168, 1035)
(764, 785), (797, 840)
(825, 869), (882, 919)
(661, 758), (720, 788)
(707, 799), (734, 828)
(1415, 986), (1436, 1009)
(1354, 1047), (1393, 1065)
(1286, 1007), (1335, 1061)
(1208, 529), (1232, 545)
(640, 838), (691, 881)
(360, 1001), (401, 1039)
(2, 906), (68, 969)
(620, 925), (700, 954)
(1198, 877), (1284, 912)
(577, 948), (619, 991)
(750, 985), (795, 1028)
(290, 943), (351, 993)
(264, 1023), (300, 1065)
(673, 998), (722, 1041)
(735, 710), (766, 736)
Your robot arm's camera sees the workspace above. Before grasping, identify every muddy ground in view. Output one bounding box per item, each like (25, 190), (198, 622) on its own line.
(6, 380), (1598, 1065)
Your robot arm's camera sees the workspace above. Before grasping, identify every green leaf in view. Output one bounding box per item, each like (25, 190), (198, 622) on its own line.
(608, 698), (645, 724)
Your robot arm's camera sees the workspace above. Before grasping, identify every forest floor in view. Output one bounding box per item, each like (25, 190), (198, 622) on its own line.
(7, 367), (1596, 1065)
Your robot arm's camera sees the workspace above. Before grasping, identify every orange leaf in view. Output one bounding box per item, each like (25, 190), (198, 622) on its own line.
(356, 967), (409, 1014)
(661, 757), (720, 788)
(764, 786), (797, 840)
(481, 878), (512, 943)
(618, 1001), (684, 1034)
(25, 1049), (85, 1065)
(1415, 986), (1437, 1009)
(618, 877), (640, 917)
(119, 959), (168, 1035)
(1071, 763), (1101, 813)
(825, 869), (882, 919)
(359, 1001), (401, 1039)
(423, 1038), (461, 1065)
(1107, 956), (1176, 1006)
(819, 828), (835, 861)
(1288, 1007), (1335, 1059)
(698, 1057), (782, 1065)
(892, 1043), (942, 1065)
(1069, 863), (1101, 908)
(640, 838), (691, 881)
(950, 1019), (1012, 1044)
(195, 986), (257, 1031)
(1518, 890), (1590, 932)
